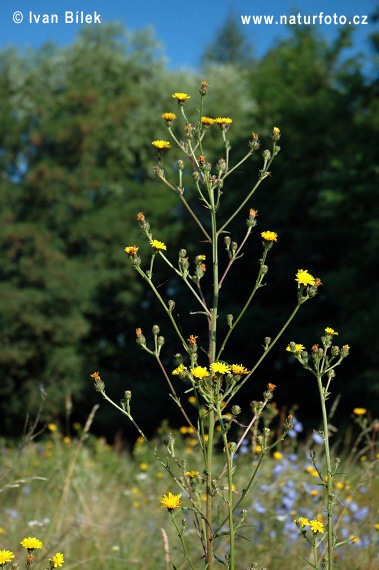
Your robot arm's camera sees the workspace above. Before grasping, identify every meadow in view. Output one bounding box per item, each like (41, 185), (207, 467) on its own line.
(1, 407), (378, 569)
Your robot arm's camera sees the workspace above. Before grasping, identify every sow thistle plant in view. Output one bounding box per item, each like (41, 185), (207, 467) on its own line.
(0, 537), (63, 568)
(92, 82), (350, 569)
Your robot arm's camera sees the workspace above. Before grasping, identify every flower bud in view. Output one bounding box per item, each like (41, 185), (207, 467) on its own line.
(157, 336), (165, 347)
(125, 390), (132, 401)
(153, 165), (165, 178)
(227, 314), (233, 328)
(271, 126), (281, 142)
(284, 414), (294, 431)
(341, 344), (350, 358)
(331, 346), (340, 357)
(228, 442), (237, 455)
(264, 337), (271, 349)
(216, 158), (226, 173)
(136, 328), (146, 346)
(199, 81), (208, 96)
(231, 405), (241, 416)
(152, 325), (160, 335)
(177, 159), (184, 170)
(224, 236), (231, 249)
(181, 518), (188, 528)
(168, 300), (176, 313)
(231, 241), (238, 254)
(261, 265), (268, 274)
(192, 171), (200, 182)
(262, 149), (271, 161)
(247, 208), (258, 228)
(249, 133), (260, 151)
(179, 249), (187, 258)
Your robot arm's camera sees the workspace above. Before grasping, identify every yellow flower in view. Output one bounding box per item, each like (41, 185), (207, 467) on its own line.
(286, 343), (305, 353)
(63, 437), (71, 444)
(160, 492), (182, 510)
(261, 231), (278, 242)
(374, 523), (379, 530)
(201, 117), (214, 126)
(310, 490), (319, 497)
(310, 519), (325, 534)
(73, 422), (81, 430)
(150, 239), (167, 251)
(172, 364), (187, 375)
(0, 551), (14, 565)
(350, 535), (359, 543)
(353, 408), (366, 415)
(156, 472), (164, 478)
(136, 436), (144, 444)
(190, 366), (209, 379)
(294, 517), (310, 527)
(255, 445), (262, 453)
(210, 362), (231, 375)
(273, 127), (280, 135)
(197, 254), (206, 261)
(162, 112), (176, 121)
(124, 245), (139, 255)
(295, 269), (316, 286)
(186, 471), (199, 477)
(152, 140), (171, 149)
(172, 92), (190, 102)
(335, 482), (344, 490)
(133, 501), (141, 508)
(179, 426), (188, 434)
(140, 463), (148, 470)
(188, 396), (197, 404)
(325, 327), (338, 335)
(214, 117), (233, 126)
(0, 528), (6, 535)
(48, 423), (57, 431)
(231, 364), (249, 375)
(50, 552), (64, 567)
(20, 537), (43, 550)
(273, 451), (283, 460)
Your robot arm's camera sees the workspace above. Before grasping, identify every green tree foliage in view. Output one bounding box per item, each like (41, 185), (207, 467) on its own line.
(202, 13), (254, 67)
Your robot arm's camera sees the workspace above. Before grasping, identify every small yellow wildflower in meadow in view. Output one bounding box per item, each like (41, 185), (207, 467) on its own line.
(48, 423), (57, 431)
(261, 231), (278, 242)
(286, 343), (305, 352)
(230, 364), (249, 375)
(273, 127), (280, 136)
(133, 501), (141, 508)
(124, 245), (139, 255)
(0, 527), (6, 534)
(188, 396), (197, 404)
(197, 255), (206, 261)
(325, 327), (338, 335)
(160, 492), (182, 511)
(190, 366), (209, 379)
(140, 463), (148, 470)
(214, 117), (233, 126)
(310, 490), (319, 497)
(150, 239), (167, 251)
(152, 140), (171, 149)
(295, 269), (316, 286)
(73, 422), (81, 430)
(336, 482), (344, 490)
(162, 112), (176, 121)
(255, 445), (261, 453)
(186, 471), (199, 477)
(20, 537), (43, 550)
(210, 362), (231, 374)
(0, 551), (14, 564)
(273, 451), (283, 460)
(180, 426), (189, 434)
(201, 117), (214, 126)
(353, 408), (366, 415)
(360, 455), (367, 462)
(310, 469), (319, 478)
(350, 536), (359, 543)
(294, 517), (310, 527)
(50, 552), (64, 567)
(374, 523), (379, 530)
(136, 436), (144, 444)
(156, 472), (164, 478)
(310, 520), (325, 534)
(63, 437), (71, 444)
(172, 364), (187, 375)
(172, 92), (190, 103)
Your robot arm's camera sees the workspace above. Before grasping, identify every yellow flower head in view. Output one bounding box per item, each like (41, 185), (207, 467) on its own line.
(353, 407), (367, 415)
(186, 471), (199, 478)
(190, 366), (209, 379)
(214, 117), (233, 126)
(261, 231), (278, 242)
(152, 140), (171, 149)
(201, 116), (214, 126)
(20, 537), (43, 550)
(124, 245), (139, 255)
(160, 492), (182, 510)
(197, 254), (206, 261)
(50, 552), (64, 567)
(172, 92), (190, 103)
(255, 444), (262, 453)
(150, 239), (167, 251)
(273, 451), (283, 460)
(172, 364), (187, 376)
(325, 327), (338, 336)
(0, 551), (14, 565)
(162, 112), (176, 121)
(210, 362), (231, 375)
(140, 463), (148, 470)
(295, 269), (316, 286)
(350, 535), (359, 543)
(286, 343), (305, 353)
(310, 519), (325, 534)
(48, 423), (57, 431)
(310, 490), (319, 497)
(230, 364), (249, 375)
(188, 396), (197, 404)
(374, 523), (379, 531)
(273, 127), (280, 135)
(294, 517), (310, 527)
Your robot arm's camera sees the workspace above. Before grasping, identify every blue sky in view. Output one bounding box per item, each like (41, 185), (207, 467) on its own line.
(0, 0), (376, 68)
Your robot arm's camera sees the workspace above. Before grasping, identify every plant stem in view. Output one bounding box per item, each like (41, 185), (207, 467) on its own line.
(170, 513), (196, 570)
(316, 374), (334, 570)
(217, 403), (235, 569)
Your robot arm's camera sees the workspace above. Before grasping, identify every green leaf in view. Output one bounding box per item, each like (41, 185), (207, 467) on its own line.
(299, 555), (319, 569)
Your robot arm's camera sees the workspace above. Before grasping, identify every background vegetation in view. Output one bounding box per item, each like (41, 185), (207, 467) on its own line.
(0, 16), (378, 439)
